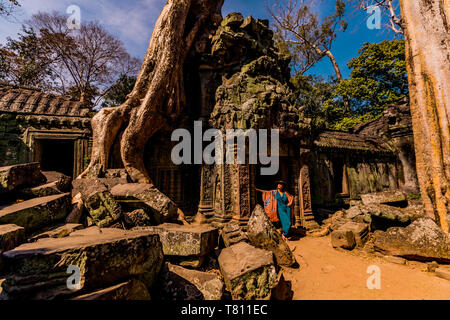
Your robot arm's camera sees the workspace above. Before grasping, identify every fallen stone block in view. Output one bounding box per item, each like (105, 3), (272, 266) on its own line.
(0, 224), (25, 252)
(331, 230), (356, 250)
(361, 190), (407, 207)
(71, 279), (151, 300)
(111, 183), (179, 223)
(19, 181), (62, 198)
(221, 224), (248, 247)
(218, 242), (278, 300)
(28, 223), (83, 242)
(123, 209), (152, 228)
(65, 193), (85, 224)
(247, 205), (296, 267)
(0, 193), (71, 233)
(42, 171), (72, 192)
(0, 163), (46, 194)
(363, 204), (421, 230)
(374, 217), (450, 263)
(158, 263), (224, 300)
(0, 227), (163, 299)
(143, 223), (218, 268)
(345, 206), (364, 219)
(72, 178), (128, 198)
(80, 181), (123, 228)
(339, 221), (369, 247)
(435, 268), (450, 281)
(0, 224), (25, 273)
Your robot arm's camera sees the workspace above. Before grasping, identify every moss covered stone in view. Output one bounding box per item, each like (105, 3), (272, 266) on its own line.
(1, 227), (163, 299)
(0, 193), (71, 234)
(218, 242), (278, 300)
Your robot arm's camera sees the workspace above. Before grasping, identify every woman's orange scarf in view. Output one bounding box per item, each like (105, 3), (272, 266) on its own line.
(262, 190), (294, 223)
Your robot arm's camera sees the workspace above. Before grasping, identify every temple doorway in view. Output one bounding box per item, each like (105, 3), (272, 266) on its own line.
(37, 139), (75, 177)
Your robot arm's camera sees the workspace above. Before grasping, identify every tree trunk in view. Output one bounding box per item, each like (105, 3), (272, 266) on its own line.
(80, 0), (223, 184)
(325, 50), (343, 83)
(399, 0), (450, 234)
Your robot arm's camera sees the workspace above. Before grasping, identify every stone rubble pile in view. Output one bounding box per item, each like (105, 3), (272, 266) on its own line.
(324, 190), (450, 269)
(0, 162), (296, 300)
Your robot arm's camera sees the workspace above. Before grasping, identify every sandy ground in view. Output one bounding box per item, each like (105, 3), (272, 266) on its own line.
(282, 236), (450, 300)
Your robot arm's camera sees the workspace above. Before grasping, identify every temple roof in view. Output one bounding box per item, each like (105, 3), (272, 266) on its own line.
(314, 130), (393, 153)
(0, 83), (90, 118)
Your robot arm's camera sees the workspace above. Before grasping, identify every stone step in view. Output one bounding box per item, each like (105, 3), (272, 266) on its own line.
(0, 227), (163, 299)
(0, 163), (46, 194)
(0, 193), (71, 233)
(142, 223), (218, 268)
(158, 263), (223, 300)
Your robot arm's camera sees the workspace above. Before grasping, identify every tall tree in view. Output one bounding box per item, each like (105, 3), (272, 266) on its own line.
(399, 0), (449, 234)
(80, 0), (224, 183)
(28, 12), (140, 107)
(267, 0), (348, 81)
(323, 40), (408, 130)
(0, 26), (55, 89)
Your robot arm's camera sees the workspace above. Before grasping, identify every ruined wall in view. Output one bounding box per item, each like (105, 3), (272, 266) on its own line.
(0, 113), (29, 166)
(0, 111), (92, 177)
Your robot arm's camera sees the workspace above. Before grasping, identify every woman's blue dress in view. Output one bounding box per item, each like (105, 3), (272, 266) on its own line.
(275, 191), (291, 236)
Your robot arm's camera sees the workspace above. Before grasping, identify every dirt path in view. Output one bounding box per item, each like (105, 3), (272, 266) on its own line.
(282, 236), (450, 300)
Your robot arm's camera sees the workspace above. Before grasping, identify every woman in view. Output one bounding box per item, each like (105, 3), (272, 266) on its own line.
(256, 181), (294, 240)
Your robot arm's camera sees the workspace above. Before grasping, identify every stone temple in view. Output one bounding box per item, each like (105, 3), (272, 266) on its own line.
(0, 11), (447, 301)
(0, 13), (418, 229)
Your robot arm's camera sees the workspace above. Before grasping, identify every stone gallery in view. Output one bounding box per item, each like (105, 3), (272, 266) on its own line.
(0, 0), (449, 301)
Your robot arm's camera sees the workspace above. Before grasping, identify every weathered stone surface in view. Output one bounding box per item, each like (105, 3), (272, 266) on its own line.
(247, 205), (296, 267)
(0, 224), (25, 252)
(221, 223), (248, 247)
(72, 178), (128, 197)
(0, 163), (46, 194)
(28, 223), (83, 242)
(0, 224), (25, 273)
(143, 223), (218, 268)
(1, 227), (163, 299)
(110, 183), (179, 223)
(42, 171), (72, 192)
(345, 206), (364, 219)
(339, 221), (369, 246)
(158, 263), (223, 300)
(0, 193), (71, 233)
(361, 191), (407, 207)
(123, 209), (152, 227)
(218, 242), (278, 300)
(331, 230), (356, 250)
(20, 181), (62, 198)
(65, 193), (84, 224)
(71, 279), (151, 300)
(81, 181), (123, 228)
(209, 14), (308, 138)
(374, 217), (450, 263)
(363, 204), (421, 230)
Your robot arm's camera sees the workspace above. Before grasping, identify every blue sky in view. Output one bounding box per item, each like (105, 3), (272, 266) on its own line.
(0, 0), (398, 79)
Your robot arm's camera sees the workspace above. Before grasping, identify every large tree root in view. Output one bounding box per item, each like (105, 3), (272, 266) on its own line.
(80, 0), (223, 185)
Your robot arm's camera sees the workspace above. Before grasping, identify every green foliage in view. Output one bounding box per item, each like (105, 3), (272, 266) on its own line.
(291, 74), (336, 129)
(322, 40), (408, 130)
(0, 26), (55, 89)
(101, 74), (136, 108)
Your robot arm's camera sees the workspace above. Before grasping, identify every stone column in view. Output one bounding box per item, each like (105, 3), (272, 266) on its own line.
(194, 165), (216, 224)
(298, 148), (319, 230)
